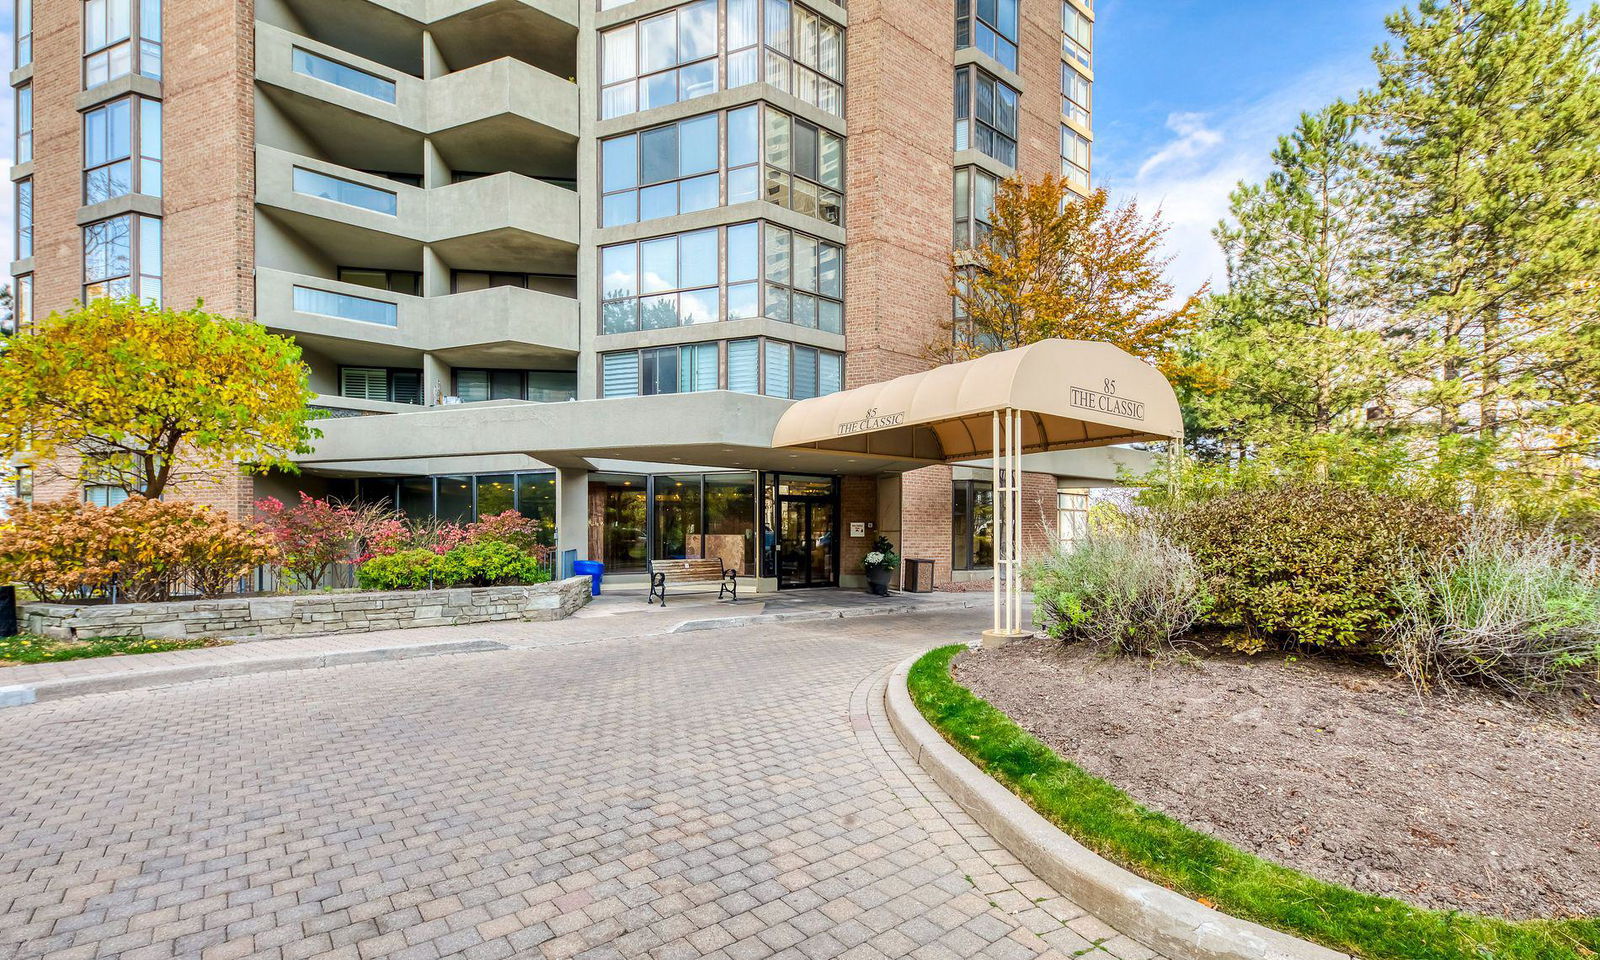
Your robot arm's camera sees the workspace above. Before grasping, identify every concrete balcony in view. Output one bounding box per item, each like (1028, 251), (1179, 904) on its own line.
(254, 145), (579, 270)
(255, 20), (578, 178)
(257, 267), (581, 368)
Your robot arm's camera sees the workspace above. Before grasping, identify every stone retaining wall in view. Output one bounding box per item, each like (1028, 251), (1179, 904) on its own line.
(20, 577), (593, 642)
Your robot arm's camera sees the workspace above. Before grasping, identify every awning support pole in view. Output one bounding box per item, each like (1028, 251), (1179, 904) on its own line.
(992, 410), (1001, 636)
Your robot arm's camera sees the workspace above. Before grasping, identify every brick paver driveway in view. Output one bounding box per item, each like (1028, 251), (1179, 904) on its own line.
(0, 610), (1159, 960)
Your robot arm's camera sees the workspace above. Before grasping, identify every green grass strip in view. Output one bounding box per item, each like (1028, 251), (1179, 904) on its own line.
(0, 634), (225, 666)
(908, 644), (1600, 960)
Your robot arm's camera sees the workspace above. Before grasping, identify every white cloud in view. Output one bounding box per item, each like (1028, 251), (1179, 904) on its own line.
(1101, 58), (1374, 301)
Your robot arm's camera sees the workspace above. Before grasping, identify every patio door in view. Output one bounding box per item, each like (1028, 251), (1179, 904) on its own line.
(776, 494), (837, 588)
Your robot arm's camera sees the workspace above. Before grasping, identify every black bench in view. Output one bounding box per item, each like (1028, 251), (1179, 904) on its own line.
(648, 558), (738, 606)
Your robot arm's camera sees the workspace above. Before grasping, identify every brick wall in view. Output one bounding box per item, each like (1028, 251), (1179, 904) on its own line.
(838, 475), (878, 581)
(21, 0), (258, 516)
(1017, 0), (1066, 178)
(899, 465), (954, 583)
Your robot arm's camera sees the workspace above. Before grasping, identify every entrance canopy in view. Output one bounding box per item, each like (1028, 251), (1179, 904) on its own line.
(770, 339), (1183, 462)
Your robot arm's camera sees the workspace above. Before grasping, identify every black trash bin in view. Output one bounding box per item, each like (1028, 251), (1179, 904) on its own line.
(0, 585), (16, 638)
(903, 559), (936, 593)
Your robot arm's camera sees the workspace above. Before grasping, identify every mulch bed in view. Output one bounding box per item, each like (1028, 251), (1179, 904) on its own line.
(953, 638), (1600, 920)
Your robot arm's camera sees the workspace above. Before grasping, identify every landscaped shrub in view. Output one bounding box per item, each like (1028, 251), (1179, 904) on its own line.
(1032, 517), (1205, 655)
(0, 497), (277, 602)
(354, 549), (442, 591)
(1387, 523), (1600, 696)
(1171, 485), (1462, 652)
(366, 515), (469, 558)
(256, 493), (390, 588)
(434, 540), (549, 588)
(465, 510), (551, 559)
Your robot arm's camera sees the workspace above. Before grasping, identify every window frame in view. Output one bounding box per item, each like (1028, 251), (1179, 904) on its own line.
(338, 365), (423, 404)
(1061, 125), (1090, 189)
(1061, 61), (1090, 126)
(600, 342), (722, 398)
(82, 95), (162, 205)
(954, 65), (1018, 168)
(951, 479), (996, 571)
(11, 274), (33, 333)
(727, 336), (842, 399)
(83, 0), (162, 89)
(1062, 1), (1092, 69)
(955, 0), (1018, 72)
(15, 0), (32, 67)
(82, 213), (162, 305)
(953, 165), (999, 249)
(15, 82), (32, 165)
(451, 368), (578, 403)
(15, 178), (32, 261)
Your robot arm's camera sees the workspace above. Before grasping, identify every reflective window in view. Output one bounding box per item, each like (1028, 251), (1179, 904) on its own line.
(293, 48), (398, 103)
(600, 0), (841, 120)
(15, 179), (31, 260)
(763, 107), (844, 224)
(294, 285), (399, 326)
(12, 274), (33, 333)
(761, 223), (843, 333)
(601, 343), (720, 397)
(600, 110), (737, 226)
(83, 214), (161, 305)
(15, 83), (31, 164)
(84, 0), (161, 87)
(955, 66), (1018, 167)
(16, 0), (31, 66)
(1062, 62), (1090, 126)
(292, 167), (399, 215)
(600, 0), (718, 119)
(84, 97), (161, 203)
(956, 0), (1018, 72)
(453, 368), (577, 403)
(1061, 126), (1090, 189)
(1062, 2), (1092, 68)
(952, 480), (995, 570)
(953, 166), (999, 248)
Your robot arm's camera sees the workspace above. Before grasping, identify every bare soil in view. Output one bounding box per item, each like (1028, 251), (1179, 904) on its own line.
(954, 638), (1600, 920)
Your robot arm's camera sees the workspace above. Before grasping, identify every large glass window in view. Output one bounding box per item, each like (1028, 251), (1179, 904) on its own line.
(600, 0), (840, 120)
(83, 214), (161, 304)
(727, 337), (841, 399)
(292, 48), (398, 104)
(1061, 125), (1090, 189)
(339, 366), (422, 404)
(761, 223), (842, 333)
(1062, 1), (1092, 69)
(294, 285), (399, 326)
(15, 83), (31, 165)
(1062, 62), (1091, 126)
(592, 473), (649, 572)
(293, 168), (399, 215)
(653, 473), (705, 561)
(84, 0), (161, 88)
(453, 368), (577, 403)
(955, 66), (1018, 168)
(15, 179), (32, 260)
(600, 226), (723, 332)
(600, 0), (719, 119)
(16, 0), (32, 67)
(12, 275), (33, 333)
(763, 108), (844, 224)
(83, 97), (161, 204)
(1058, 489), (1088, 550)
(763, 0), (844, 115)
(705, 472), (757, 573)
(956, 0), (1018, 72)
(355, 471), (556, 533)
(601, 343), (720, 398)
(952, 480), (995, 570)
(953, 166), (999, 249)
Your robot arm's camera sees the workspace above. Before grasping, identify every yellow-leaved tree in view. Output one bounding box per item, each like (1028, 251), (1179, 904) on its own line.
(939, 175), (1208, 381)
(0, 298), (320, 499)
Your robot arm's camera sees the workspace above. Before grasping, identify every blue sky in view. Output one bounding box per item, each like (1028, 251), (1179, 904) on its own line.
(1091, 0), (1397, 296)
(0, 2), (1399, 290)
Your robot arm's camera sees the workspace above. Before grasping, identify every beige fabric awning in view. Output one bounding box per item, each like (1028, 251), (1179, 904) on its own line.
(770, 339), (1184, 462)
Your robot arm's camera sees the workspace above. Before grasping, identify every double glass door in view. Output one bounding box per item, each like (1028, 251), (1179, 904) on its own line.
(776, 493), (837, 588)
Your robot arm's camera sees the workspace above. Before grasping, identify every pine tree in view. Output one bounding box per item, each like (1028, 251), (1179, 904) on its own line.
(1364, 0), (1600, 452)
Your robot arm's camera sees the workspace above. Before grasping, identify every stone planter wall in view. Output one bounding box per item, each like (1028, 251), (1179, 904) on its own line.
(20, 577), (593, 642)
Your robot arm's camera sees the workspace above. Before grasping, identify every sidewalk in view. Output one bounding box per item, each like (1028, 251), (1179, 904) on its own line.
(0, 587), (981, 709)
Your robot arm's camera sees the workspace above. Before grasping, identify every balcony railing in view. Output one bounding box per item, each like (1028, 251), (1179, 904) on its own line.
(292, 285), (399, 327)
(291, 167), (399, 216)
(291, 47), (398, 103)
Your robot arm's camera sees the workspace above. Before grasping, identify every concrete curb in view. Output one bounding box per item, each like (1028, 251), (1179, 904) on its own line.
(670, 599), (981, 633)
(884, 653), (1351, 960)
(0, 639), (511, 710)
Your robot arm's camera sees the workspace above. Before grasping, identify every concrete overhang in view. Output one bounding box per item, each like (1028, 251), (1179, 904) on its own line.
(257, 268), (580, 366)
(266, 0), (576, 76)
(299, 392), (930, 475)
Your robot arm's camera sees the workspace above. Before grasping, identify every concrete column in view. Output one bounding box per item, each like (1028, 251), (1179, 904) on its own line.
(422, 30), (447, 80)
(421, 352), (450, 406)
(421, 244), (449, 297)
(422, 139), (451, 191)
(555, 467), (591, 568)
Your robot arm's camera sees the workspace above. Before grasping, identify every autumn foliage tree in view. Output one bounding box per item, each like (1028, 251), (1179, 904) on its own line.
(939, 175), (1207, 379)
(0, 298), (320, 499)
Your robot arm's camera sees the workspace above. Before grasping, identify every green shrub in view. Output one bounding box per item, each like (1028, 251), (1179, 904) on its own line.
(1171, 485), (1461, 652)
(1032, 519), (1206, 655)
(355, 549), (441, 591)
(434, 540), (549, 588)
(1387, 523), (1600, 696)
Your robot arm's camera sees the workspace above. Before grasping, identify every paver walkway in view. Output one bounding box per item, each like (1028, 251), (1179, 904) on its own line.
(0, 606), (1163, 960)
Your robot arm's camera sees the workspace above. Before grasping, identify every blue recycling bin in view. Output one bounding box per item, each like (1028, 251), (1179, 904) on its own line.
(572, 560), (604, 596)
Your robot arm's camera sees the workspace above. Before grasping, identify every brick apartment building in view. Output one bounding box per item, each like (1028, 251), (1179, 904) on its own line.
(8, 0), (1129, 590)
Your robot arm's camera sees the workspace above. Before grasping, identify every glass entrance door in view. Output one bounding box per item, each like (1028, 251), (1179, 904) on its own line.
(776, 495), (837, 588)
